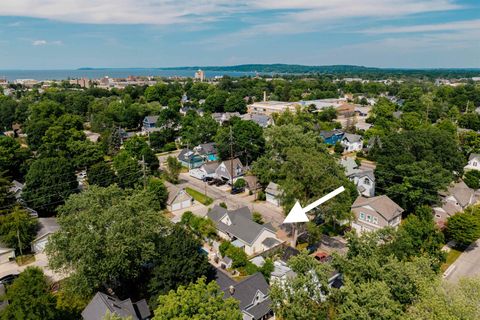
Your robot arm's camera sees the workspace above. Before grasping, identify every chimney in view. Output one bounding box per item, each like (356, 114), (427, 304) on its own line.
(229, 285), (235, 295)
(263, 91), (267, 102)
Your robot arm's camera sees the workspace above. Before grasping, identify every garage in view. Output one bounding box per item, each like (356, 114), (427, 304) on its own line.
(166, 182), (194, 212)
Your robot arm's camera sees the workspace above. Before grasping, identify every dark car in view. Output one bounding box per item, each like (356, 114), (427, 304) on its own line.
(0, 273), (19, 286)
(230, 187), (245, 195)
(208, 178), (219, 185)
(203, 177), (214, 182)
(215, 179), (227, 186)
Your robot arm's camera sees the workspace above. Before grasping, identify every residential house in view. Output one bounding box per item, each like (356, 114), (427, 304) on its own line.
(9, 180), (23, 200)
(339, 157), (375, 197)
(178, 143), (218, 169)
(351, 195), (404, 234)
(165, 182), (194, 212)
(244, 176), (261, 194)
(222, 272), (273, 320)
(240, 113), (273, 128)
(265, 182), (281, 206)
(341, 133), (363, 152)
(270, 260), (296, 287)
(31, 218), (60, 253)
(215, 158), (245, 184)
(0, 244), (15, 265)
(211, 112), (241, 124)
(207, 206), (281, 255)
(464, 153), (480, 171)
(320, 129), (344, 145)
(142, 115), (161, 133)
(82, 292), (150, 320)
(434, 181), (480, 228)
(189, 161), (220, 180)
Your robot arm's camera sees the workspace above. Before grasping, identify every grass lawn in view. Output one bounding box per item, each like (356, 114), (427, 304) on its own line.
(186, 187), (213, 206)
(441, 248), (463, 272)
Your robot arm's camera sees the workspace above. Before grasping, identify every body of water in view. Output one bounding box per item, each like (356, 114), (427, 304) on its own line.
(0, 69), (257, 81)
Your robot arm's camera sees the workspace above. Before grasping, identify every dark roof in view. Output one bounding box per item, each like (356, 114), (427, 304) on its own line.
(201, 161), (220, 174)
(222, 273), (268, 309)
(281, 246), (300, 262)
(207, 206), (276, 246)
(34, 218), (60, 242)
(214, 268), (236, 289)
(81, 292), (150, 320)
(262, 237), (281, 248)
(195, 142), (217, 155)
(342, 133), (362, 143)
(246, 298), (272, 319)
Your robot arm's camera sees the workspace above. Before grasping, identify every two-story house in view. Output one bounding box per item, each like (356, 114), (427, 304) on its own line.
(178, 143), (218, 169)
(340, 133), (363, 153)
(142, 115), (160, 133)
(351, 195), (404, 234)
(207, 206), (281, 256)
(464, 153), (480, 171)
(215, 158), (245, 183)
(339, 157), (375, 197)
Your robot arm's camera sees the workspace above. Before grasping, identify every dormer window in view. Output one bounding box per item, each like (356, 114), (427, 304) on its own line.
(364, 178), (370, 185)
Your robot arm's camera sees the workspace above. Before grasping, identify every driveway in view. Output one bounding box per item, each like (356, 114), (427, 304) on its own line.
(178, 173), (285, 226)
(0, 253), (67, 283)
(445, 239), (480, 282)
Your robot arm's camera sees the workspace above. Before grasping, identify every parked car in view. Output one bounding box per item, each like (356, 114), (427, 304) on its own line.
(231, 187), (245, 195)
(314, 251), (332, 263)
(203, 176), (214, 182)
(208, 178), (219, 185)
(0, 273), (19, 286)
(215, 179), (227, 186)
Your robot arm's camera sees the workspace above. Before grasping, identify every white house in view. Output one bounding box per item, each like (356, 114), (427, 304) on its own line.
(339, 157), (375, 197)
(207, 206), (281, 256)
(165, 182), (194, 212)
(215, 158), (245, 183)
(189, 162), (219, 180)
(351, 195), (404, 234)
(265, 182), (281, 206)
(31, 218), (60, 253)
(341, 133), (363, 153)
(464, 153), (480, 171)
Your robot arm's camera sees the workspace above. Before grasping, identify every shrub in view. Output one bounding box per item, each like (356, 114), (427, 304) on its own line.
(234, 179), (246, 188)
(253, 212), (264, 225)
(219, 202), (227, 209)
(245, 262), (259, 275)
(464, 170), (480, 189)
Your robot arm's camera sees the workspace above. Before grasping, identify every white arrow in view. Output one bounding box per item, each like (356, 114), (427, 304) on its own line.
(283, 186), (345, 224)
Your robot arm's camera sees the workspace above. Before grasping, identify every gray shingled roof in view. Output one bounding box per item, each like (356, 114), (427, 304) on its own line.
(246, 298), (272, 319)
(469, 153), (480, 161)
(33, 218), (60, 242)
(81, 292), (150, 320)
(201, 161), (220, 174)
(265, 182), (281, 197)
(342, 133), (362, 143)
(207, 206), (276, 246)
(262, 237), (281, 248)
(144, 115), (159, 124)
(352, 195), (403, 221)
(165, 182), (192, 205)
(222, 272), (270, 312)
(214, 268), (236, 289)
(350, 169), (375, 182)
(320, 129), (344, 139)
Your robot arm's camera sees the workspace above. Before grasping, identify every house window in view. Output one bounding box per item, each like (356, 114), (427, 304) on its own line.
(364, 178), (370, 185)
(359, 212), (365, 220)
(373, 217), (378, 224)
(366, 215), (372, 222)
(474, 162), (478, 167)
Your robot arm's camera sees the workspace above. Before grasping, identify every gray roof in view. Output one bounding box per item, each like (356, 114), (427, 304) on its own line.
(265, 182), (281, 197)
(222, 273), (270, 317)
(350, 169), (375, 182)
(246, 298), (272, 319)
(201, 161), (220, 174)
(194, 142), (217, 155)
(352, 195), (404, 221)
(144, 115), (159, 124)
(218, 158), (244, 178)
(342, 133), (362, 143)
(81, 292), (150, 320)
(262, 237), (281, 248)
(240, 113), (272, 127)
(34, 218), (60, 242)
(340, 157), (359, 176)
(165, 182), (192, 206)
(214, 267), (236, 289)
(445, 181), (477, 208)
(469, 153), (480, 161)
(207, 206), (276, 246)
(320, 129), (344, 139)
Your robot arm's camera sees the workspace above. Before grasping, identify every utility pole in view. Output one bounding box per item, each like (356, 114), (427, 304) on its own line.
(142, 155), (147, 190)
(229, 126), (234, 187)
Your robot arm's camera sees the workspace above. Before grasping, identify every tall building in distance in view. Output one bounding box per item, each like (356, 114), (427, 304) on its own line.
(194, 69), (205, 82)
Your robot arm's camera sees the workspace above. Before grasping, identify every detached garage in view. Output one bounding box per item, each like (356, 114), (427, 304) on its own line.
(31, 218), (60, 254)
(0, 245), (15, 265)
(265, 182), (281, 207)
(166, 182), (194, 212)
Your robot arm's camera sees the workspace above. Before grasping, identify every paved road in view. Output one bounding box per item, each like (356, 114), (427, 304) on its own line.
(445, 239), (480, 282)
(0, 253), (66, 282)
(178, 173), (286, 226)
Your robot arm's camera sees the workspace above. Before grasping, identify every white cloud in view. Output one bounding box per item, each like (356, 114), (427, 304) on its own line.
(361, 19), (480, 34)
(0, 0), (462, 25)
(32, 39), (62, 46)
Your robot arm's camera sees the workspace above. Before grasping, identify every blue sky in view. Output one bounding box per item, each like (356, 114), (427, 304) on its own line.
(0, 0), (479, 69)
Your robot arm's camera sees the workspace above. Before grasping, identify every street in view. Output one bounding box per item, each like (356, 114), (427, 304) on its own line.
(445, 239), (480, 282)
(177, 172), (286, 226)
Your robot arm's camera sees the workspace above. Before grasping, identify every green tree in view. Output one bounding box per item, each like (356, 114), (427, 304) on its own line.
(0, 267), (58, 320)
(252, 212), (264, 225)
(46, 185), (169, 296)
(152, 277), (242, 320)
(87, 161), (116, 187)
(147, 177), (169, 210)
(22, 157), (78, 215)
(0, 172), (16, 210)
(148, 225), (213, 299)
(0, 207), (38, 253)
(0, 136), (31, 180)
(164, 156), (182, 184)
(224, 94), (247, 113)
(446, 211), (480, 247)
(112, 151), (142, 189)
(464, 170), (480, 189)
